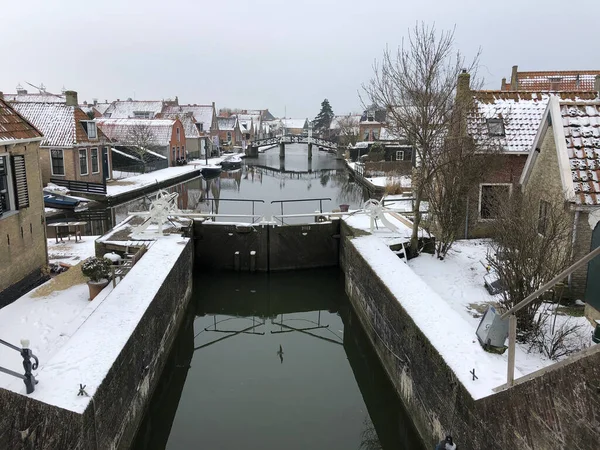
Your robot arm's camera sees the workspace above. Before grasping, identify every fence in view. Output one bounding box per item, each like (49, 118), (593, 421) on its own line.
(0, 338), (39, 393)
(50, 178), (107, 194)
(111, 160), (169, 179)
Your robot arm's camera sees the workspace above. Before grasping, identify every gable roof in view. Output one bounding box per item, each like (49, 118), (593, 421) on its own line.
(103, 100), (165, 119)
(163, 105), (215, 131)
(217, 117), (238, 131)
(157, 111), (200, 138)
(503, 70), (600, 91)
(96, 118), (177, 146)
(467, 91), (597, 154)
(282, 118), (307, 130)
(10, 102), (105, 147)
(3, 92), (66, 103)
(0, 98), (43, 143)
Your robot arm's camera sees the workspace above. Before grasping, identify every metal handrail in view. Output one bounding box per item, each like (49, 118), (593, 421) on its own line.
(0, 338), (39, 394)
(271, 198), (331, 216)
(203, 198), (265, 216)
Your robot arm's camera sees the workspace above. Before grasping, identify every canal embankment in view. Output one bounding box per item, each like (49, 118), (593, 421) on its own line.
(340, 219), (600, 449)
(0, 233), (193, 449)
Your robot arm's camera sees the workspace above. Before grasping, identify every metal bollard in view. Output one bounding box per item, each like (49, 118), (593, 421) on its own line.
(250, 251), (256, 273)
(234, 251), (240, 271)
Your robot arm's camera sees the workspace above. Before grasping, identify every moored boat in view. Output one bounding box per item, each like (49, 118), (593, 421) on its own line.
(43, 193), (81, 209)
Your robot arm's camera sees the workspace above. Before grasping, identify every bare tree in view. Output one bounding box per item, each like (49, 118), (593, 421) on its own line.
(363, 23), (480, 257)
(125, 122), (158, 172)
(335, 114), (360, 148)
(487, 192), (573, 336)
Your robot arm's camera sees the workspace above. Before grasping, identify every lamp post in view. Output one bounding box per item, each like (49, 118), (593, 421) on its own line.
(307, 121), (313, 160)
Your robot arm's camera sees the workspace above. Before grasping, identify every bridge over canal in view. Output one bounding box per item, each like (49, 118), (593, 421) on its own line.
(246, 134), (343, 159)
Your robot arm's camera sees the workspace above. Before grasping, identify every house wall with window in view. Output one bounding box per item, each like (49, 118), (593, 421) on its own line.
(168, 119), (186, 165)
(0, 141), (48, 306)
(358, 122), (382, 142)
(39, 145), (112, 185)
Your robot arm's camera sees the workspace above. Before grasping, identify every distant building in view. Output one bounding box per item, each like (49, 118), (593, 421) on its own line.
(96, 117), (186, 166)
(281, 118), (308, 135)
(501, 65), (600, 92)
(0, 95), (47, 307)
(10, 91), (113, 188)
(217, 117), (242, 149)
(164, 103), (220, 156)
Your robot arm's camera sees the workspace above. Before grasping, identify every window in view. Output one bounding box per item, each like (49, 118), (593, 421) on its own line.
(91, 148), (99, 173)
(79, 149), (88, 175)
(487, 118), (505, 137)
(172, 147), (176, 162)
(479, 184), (511, 220)
(372, 130), (379, 140)
(363, 131), (370, 141)
(227, 131), (232, 143)
(396, 150), (404, 161)
(82, 121), (97, 139)
(538, 200), (550, 235)
(133, 111), (152, 119)
(176, 127), (181, 142)
(0, 156), (13, 215)
(182, 145), (185, 157)
(50, 149), (65, 176)
(197, 122), (203, 132)
(0, 155), (29, 215)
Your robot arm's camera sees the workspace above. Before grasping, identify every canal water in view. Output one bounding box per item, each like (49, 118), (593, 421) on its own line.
(59, 145), (421, 448)
(131, 269), (424, 450)
(48, 144), (369, 235)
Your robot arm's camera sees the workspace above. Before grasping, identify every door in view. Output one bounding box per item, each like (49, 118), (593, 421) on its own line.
(585, 222), (600, 310)
(102, 147), (109, 181)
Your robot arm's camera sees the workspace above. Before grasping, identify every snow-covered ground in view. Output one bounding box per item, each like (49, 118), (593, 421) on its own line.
(106, 157), (225, 197)
(0, 236), (106, 391)
(365, 175), (412, 189)
(408, 240), (594, 377)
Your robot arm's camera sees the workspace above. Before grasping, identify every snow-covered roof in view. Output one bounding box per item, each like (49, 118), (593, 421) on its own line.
(10, 102), (104, 147)
(103, 101), (165, 119)
(217, 117), (238, 131)
(503, 70), (600, 91)
(96, 118), (176, 146)
(0, 98), (43, 142)
(467, 91), (596, 153)
(282, 118), (307, 130)
(3, 92), (66, 103)
(164, 105), (215, 131)
(158, 111), (200, 138)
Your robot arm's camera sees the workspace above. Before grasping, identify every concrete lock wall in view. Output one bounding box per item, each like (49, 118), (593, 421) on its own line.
(340, 221), (600, 450)
(193, 220), (340, 271)
(0, 240), (194, 450)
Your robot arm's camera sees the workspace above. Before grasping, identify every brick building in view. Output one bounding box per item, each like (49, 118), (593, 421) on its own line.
(10, 91), (113, 187)
(0, 96), (47, 307)
(520, 97), (600, 319)
(217, 117), (242, 149)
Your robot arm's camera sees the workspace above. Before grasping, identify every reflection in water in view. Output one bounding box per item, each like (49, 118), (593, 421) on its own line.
(131, 270), (423, 450)
(46, 144), (368, 235)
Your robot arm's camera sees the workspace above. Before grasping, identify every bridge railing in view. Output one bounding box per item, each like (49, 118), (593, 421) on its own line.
(271, 198), (331, 224)
(0, 338), (39, 393)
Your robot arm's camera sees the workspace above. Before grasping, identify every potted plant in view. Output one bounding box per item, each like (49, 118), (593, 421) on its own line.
(81, 256), (111, 300)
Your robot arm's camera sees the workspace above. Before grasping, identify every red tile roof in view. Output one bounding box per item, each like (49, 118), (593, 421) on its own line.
(502, 71), (600, 91)
(0, 98), (43, 142)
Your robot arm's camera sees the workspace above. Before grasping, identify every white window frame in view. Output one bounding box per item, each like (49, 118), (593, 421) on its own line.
(176, 127), (181, 142)
(90, 147), (100, 174)
(478, 183), (512, 221)
(396, 150), (404, 161)
(86, 121), (98, 139)
(50, 149), (65, 176)
(79, 148), (89, 176)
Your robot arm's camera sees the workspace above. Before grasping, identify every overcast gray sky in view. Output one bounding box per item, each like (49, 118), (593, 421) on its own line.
(2, 0), (598, 118)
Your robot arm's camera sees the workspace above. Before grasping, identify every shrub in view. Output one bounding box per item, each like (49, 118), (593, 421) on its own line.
(368, 143), (385, 162)
(81, 256), (111, 282)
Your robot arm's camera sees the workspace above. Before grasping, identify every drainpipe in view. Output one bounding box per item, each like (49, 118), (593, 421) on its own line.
(568, 210), (580, 290)
(464, 196), (470, 239)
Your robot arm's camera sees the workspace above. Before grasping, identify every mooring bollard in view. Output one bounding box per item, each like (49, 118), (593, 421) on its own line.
(234, 251), (241, 271)
(250, 251), (256, 273)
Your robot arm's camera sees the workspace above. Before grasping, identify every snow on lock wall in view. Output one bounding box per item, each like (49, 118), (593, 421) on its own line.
(341, 227), (600, 450)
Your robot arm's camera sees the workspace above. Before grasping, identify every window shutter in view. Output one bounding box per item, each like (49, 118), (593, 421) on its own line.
(11, 155), (29, 209)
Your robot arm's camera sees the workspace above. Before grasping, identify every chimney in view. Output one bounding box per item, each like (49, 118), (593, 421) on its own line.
(456, 69), (471, 100)
(65, 90), (78, 106)
(595, 75), (600, 98)
(501, 77), (507, 91)
(510, 65), (518, 90)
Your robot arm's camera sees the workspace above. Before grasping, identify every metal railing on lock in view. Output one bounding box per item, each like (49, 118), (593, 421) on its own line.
(270, 197), (331, 225)
(497, 245), (600, 390)
(202, 198), (265, 223)
(0, 338), (39, 393)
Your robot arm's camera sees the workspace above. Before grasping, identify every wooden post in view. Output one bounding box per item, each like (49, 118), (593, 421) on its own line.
(279, 142), (285, 159)
(507, 314), (517, 387)
(308, 142), (313, 160)
(111, 266), (116, 288)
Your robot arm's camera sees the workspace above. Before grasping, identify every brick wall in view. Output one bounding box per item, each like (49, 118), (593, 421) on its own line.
(0, 141), (48, 303)
(41, 146), (112, 185)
